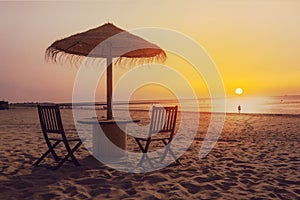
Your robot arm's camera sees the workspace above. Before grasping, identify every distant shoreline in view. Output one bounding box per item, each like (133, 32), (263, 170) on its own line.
(6, 94), (300, 105)
(7, 95), (300, 116)
(6, 104), (300, 118)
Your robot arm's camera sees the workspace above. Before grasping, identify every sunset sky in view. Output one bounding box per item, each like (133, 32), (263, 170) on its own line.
(0, 1), (299, 103)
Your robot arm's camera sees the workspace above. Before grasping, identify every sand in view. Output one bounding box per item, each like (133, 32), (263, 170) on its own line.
(0, 107), (299, 199)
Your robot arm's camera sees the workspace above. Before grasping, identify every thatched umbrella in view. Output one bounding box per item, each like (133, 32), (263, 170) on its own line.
(46, 23), (166, 120)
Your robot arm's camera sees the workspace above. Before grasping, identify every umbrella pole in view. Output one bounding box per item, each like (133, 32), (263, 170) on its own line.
(106, 56), (113, 120)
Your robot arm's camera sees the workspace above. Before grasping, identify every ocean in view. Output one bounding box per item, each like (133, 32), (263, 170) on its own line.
(110, 95), (300, 115)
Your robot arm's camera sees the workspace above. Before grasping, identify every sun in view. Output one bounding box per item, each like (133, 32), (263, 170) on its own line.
(235, 88), (243, 95)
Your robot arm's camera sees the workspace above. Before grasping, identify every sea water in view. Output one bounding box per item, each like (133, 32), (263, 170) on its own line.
(111, 95), (300, 115)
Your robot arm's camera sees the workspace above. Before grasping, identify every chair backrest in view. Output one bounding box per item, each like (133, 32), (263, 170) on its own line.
(149, 105), (178, 138)
(38, 104), (64, 134)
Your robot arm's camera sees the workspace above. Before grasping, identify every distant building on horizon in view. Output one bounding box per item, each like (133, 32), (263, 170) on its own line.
(0, 101), (9, 110)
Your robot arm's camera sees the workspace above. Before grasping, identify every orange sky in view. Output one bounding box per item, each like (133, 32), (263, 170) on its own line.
(0, 1), (299, 102)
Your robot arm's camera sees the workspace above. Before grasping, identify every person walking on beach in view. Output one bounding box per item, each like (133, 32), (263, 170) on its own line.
(238, 105), (241, 114)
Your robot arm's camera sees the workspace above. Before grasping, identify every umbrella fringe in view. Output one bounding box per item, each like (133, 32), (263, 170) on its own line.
(115, 52), (166, 68)
(46, 47), (166, 68)
(46, 47), (94, 68)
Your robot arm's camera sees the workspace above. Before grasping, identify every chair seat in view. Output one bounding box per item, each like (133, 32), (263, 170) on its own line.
(136, 137), (170, 141)
(49, 138), (81, 142)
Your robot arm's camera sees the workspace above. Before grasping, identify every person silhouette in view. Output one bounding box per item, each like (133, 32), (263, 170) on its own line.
(238, 105), (241, 114)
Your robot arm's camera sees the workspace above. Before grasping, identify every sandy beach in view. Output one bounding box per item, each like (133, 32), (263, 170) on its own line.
(0, 107), (299, 199)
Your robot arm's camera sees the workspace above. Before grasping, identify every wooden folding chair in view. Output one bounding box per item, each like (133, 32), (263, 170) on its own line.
(33, 104), (82, 170)
(134, 105), (180, 167)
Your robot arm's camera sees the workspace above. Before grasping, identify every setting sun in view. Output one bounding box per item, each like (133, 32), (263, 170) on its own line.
(235, 88), (243, 95)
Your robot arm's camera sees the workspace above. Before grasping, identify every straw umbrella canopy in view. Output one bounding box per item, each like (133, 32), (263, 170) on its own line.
(46, 23), (166, 120)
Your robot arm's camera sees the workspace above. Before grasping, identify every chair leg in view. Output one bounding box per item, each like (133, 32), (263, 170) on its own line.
(44, 136), (61, 162)
(135, 138), (145, 153)
(135, 139), (154, 168)
(49, 143), (60, 162)
(161, 139), (182, 166)
(33, 140), (61, 166)
(53, 141), (82, 170)
(68, 141), (82, 166)
(137, 153), (154, 168)
(167, 147), (182, 165)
